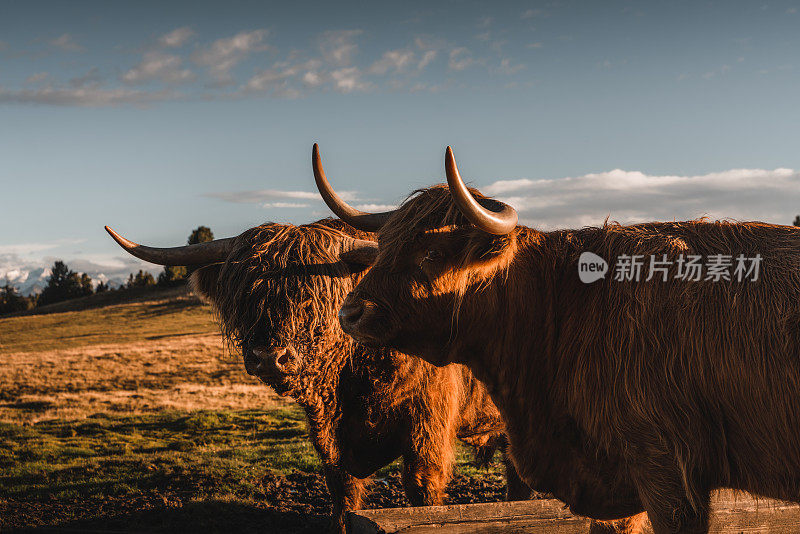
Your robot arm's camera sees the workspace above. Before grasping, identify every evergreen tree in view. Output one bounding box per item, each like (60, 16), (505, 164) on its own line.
(188, 226), (214, 245)
(38, 261), (90, 306)
(127, 270), (155, 288)
(95, 280), (109, 293)
(160, 225), (215, 281)
(794, 215), (799, 227)
(158, 265), (188, 286)
(0, 284), (32, 316)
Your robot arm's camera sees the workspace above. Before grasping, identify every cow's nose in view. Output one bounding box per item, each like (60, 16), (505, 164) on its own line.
(339, 302), (365, 330)
(246, 346), (300, 376)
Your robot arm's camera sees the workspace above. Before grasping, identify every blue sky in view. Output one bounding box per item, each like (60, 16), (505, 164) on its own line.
(1, 0), (799, 285)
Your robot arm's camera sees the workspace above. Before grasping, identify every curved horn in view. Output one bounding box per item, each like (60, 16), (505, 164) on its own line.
(444, 146), (518, 235)
(312, 143), (395, 232)
(338, 238), (379, 266)
(105, 226), (234, 266)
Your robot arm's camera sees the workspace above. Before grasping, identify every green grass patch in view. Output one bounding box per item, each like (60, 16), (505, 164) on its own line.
(0, 407), (319, 503)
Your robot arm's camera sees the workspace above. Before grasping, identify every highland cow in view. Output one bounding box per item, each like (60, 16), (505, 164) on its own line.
(106, 219), (528, 533)
(315, 144), (800, 534)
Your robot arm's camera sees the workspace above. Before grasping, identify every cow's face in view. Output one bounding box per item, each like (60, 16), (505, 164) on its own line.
(192, 222), (375, 396)
(339, 186), (518, 366)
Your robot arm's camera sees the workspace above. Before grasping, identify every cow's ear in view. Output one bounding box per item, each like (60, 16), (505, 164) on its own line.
(189, 263), (223, 303)
(339, 243), (379, 268)
(462, 232), (518, 276)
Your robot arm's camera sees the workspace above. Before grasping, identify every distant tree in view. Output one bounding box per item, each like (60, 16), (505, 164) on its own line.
(188, 226), (214, 245)
(158, 226), (215, 281)
(95, 280), (109, 293)
(158, 265), (188, 286)
(0, 284), (32, 316)
(38, 261), (92, 306)
(78, 273), (94, 297)
(127, 270), (155, 288)
(794, 215), (799, 227)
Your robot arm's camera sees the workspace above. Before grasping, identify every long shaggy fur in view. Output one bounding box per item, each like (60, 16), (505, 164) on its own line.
(349, 185), (800, 534)
(190, 218), (519, 533)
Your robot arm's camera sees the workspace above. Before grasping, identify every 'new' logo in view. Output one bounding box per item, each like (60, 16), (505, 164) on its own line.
(578, 252), (608, 283)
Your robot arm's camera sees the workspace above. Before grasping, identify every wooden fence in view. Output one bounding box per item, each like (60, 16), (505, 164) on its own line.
(348, 491), (800, 533)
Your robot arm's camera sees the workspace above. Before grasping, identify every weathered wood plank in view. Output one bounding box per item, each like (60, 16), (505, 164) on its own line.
(348, 491), (800, 533)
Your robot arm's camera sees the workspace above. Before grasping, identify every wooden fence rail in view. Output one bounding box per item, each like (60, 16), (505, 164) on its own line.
(348, 491), (800, 533)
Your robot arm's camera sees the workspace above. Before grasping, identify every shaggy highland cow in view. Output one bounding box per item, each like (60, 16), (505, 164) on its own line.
(105, 218), (528, 533)
(315, 144), (800, 534)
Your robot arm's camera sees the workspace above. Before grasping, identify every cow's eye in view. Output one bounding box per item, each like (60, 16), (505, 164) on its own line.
(422, 249), (442, 264)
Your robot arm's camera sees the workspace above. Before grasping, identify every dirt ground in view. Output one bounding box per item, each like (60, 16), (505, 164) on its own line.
(2, 471), (508, 534)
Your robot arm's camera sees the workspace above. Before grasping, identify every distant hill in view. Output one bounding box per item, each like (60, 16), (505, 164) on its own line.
(11, 284), (200, 317)
(0, 285), (217, 354)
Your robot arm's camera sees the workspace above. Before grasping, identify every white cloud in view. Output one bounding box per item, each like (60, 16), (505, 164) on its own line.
(497, 58), (525, 75)
(192, 29), (270, 85)
(330, 67), (369, 93)
(0, 85), (178, 106)
(25, 72), (48, 84)
(0, 238), (86, 256)
(51, 33), (84, 52)
(69, 67), (102, 88)
(206, 189), (360, 204)
(302, 70), (323, 87)
(521, 8), (545, 19)
(242, 59), (321, 96)
(262, 202), (310, 208)
(122, 51), (194, 84)
(320, 30), (362, 66)
(159, 27), (195, 48)
(481, 168), (799, 229)
(417, 50), (437, 70)
(354, 203), (397, 211)
(369, 49), (415, 75)
(448, 47), (473, 71)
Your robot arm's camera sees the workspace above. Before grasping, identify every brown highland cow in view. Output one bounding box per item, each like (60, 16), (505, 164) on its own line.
(315, 144), (800, 534)
(106, 218), (528, 533)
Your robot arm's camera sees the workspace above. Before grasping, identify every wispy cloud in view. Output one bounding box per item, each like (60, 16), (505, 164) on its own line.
(330, 67), (370, 93)
(319, 30), (362, 66)
(158, 27), (195, 48)
(448, 47), (473, 71)
(0, 85), (179, 106)
(25, 72), (48, 84)
(192, 29), (270, 85)
(0, 238), (86, 256)
(496, 58), (525, 75)
(369, 49), (415, 75)
(482, 168), (800, 229)
(205, 188), (360, 204)
(50, 33), (84, 52)
(122, 51), (195, 85)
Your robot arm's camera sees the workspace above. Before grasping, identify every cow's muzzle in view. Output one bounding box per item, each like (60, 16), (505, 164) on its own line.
(244, 345), (302, 378)
(338, 294), (382, 343)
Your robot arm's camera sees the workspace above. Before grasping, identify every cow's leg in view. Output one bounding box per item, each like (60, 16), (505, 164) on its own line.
(589, 514), (649, 534)
(322, 463), (367, 534)
(401, 442), (451, 506)
(632, 464), (710, 534)
(502, 451), (531, 500)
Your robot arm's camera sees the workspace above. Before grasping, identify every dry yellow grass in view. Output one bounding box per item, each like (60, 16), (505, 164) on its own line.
(0, 288), (290, 424)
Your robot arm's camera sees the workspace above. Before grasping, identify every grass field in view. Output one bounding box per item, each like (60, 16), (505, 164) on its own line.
(0, 286), (506, 533)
